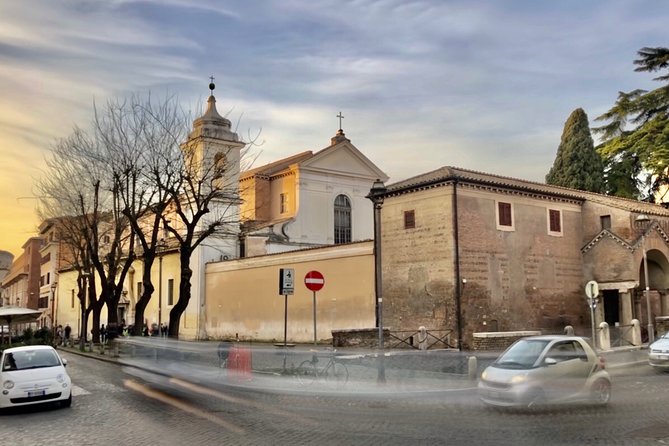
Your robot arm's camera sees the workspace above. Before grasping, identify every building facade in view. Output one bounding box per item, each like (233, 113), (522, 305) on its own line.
(381, 167), (669, 348)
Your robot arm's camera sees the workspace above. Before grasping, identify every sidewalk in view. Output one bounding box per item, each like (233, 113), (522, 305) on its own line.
(57, 338), (650, 395)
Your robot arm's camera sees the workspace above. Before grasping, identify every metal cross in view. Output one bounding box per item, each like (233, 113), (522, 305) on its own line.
(337, 111), (344, 130)
(210, 75), (215, 84)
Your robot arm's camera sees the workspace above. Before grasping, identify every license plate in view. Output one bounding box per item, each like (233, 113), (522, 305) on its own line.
(661, 355), (669, 360)
(27, 390), (45, 398)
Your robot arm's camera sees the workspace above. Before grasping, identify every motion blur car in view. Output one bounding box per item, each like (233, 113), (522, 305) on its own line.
(0, 345), (72, 409)
(648, 332), (669, 370)
(478, 335), (611, 409)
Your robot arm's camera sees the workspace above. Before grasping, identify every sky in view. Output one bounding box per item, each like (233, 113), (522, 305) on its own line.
(0, 0), (667, 257)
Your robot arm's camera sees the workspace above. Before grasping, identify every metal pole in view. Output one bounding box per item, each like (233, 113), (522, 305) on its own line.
(374, 202), (384, 349)
(590, 299), (596, 349)
(642, 236), (654, 343)
(158, 255), (163, 332)
(313, 291), (317, 346)
(283, 294), (288, 347)
(374, 201), (386, 384)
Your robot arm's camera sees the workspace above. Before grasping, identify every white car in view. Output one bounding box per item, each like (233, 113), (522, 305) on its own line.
(649, 332), (669, 369)
(478, 335), (611, 409)
(1, 345), (72, 410)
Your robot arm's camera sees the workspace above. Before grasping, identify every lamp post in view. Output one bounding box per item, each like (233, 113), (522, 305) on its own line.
(50, 282), (57, 329)
(157, 239), (167, 335)
(79, 272), (90, 351)
(367, 179), (387, 383)
(636, 214), (654, 344)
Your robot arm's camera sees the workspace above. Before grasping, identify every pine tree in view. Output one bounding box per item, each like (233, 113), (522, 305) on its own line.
(594, 47), (669, 200)
(546, 108), (605, 192)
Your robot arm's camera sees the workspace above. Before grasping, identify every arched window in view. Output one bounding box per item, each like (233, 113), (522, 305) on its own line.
(213, 152), (226, 179)
(334, 194), (351, 244)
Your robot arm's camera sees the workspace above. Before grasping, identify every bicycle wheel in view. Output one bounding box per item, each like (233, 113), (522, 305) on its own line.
(296, 360), (317, 386)
(324, 362), (348, 386)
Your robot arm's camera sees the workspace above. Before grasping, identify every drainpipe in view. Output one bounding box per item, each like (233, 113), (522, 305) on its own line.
(453, 178), (463, 351)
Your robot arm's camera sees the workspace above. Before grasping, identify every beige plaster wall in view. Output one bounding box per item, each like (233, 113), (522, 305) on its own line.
(205, 242), (375, 342)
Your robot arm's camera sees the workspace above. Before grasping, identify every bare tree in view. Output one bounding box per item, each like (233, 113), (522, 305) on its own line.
(99, 93), (189, 336)
(36, 129), (108, 344)
(160, 93), (261, 338)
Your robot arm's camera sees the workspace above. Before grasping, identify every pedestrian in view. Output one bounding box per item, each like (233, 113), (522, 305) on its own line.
(56, 325), (63, 346)
(64, 324), (71, 347)
(100, 324), (107, 344)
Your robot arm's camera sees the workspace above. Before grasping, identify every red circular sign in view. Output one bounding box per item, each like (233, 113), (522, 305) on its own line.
(304, 270), (325, 292)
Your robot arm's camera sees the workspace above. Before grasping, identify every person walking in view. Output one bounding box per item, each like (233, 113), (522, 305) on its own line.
(64, 324), (72, 347)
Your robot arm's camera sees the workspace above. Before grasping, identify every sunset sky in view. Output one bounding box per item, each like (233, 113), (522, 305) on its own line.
(0, 0), (667, 257)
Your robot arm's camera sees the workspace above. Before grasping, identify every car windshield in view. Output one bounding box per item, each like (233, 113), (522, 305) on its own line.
(494, 339), (550, 369)
(2, 349), (61, 371)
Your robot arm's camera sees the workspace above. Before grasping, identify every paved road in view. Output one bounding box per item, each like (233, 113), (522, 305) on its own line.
(3, 351), (669, 445)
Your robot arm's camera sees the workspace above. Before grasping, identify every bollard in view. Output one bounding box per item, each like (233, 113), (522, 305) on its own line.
(468, 356), (478, 381)
(418, 326), (428, 351)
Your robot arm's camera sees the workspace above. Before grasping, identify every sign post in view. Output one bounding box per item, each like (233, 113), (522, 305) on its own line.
(585, 280), (599, 349)
(279, 268), (295, 347)
(304, 271), (325, 345)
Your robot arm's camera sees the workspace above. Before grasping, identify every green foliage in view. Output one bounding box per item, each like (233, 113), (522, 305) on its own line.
(594, 47), (669, 199)
(546, 108), (605, 192)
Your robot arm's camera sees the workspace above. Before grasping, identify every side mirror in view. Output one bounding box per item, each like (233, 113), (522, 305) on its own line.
(62, 358), (68, 367)
(544, 357), (557, 366)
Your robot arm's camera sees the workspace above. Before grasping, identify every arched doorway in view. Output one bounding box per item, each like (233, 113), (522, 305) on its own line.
(638, 248), (669, 338)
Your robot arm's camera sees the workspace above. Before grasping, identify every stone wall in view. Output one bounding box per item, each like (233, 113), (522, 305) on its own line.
(471, 330), (542, 351)
(332, 328), (389, 348)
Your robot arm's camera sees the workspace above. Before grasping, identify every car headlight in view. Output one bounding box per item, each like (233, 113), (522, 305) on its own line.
(510, 374), (528, 384)
(2, 380), (14, 389)
(57, 374), (65, 383)
(481, 370), (488, 380)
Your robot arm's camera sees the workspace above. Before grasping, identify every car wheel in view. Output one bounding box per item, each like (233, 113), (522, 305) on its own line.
(590, 379), (611, 405)
(62, 393), (72, 408)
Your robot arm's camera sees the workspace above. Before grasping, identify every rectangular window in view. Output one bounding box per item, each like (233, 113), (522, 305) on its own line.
(497, 202), (513, 227)
(137, 281), (143, 298)
(47, 272), (50, 285)
(280, 193), (288, 214)
(548, 209), (562, 234)
(404, 210), (416, 229)
(167, 279), (174, 306)
(601, 215), (611, 230)
(71, 289), (75, 308)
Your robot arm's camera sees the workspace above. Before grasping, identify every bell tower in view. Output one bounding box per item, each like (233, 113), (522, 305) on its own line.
(184, 78), (245, 259)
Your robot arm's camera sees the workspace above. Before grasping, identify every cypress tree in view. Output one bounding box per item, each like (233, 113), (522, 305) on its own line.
(546, 108), (605, 193)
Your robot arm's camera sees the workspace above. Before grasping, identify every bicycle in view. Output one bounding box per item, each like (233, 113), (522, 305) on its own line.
(295, 350), (349, 387)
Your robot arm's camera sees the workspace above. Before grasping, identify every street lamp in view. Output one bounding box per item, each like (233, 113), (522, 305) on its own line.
(636, 214), (654, 344)
(50, 282), (58, 329)
(367, 179), (387, 384)
(79, 272), (90, 351)
(367, 179), (387, 348)
(157, 239), (168, 336)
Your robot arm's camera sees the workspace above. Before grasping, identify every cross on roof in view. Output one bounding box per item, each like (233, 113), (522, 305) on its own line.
(337, 111), (344, 130)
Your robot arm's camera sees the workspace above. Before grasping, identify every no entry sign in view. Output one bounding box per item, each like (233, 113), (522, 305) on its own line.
(304, 270), (325, 292)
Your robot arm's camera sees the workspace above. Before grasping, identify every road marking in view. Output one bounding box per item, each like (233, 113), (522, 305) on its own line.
(123, 379), (245, 434)
(168, 377), (320, 426)
(71, 385), (90, 396)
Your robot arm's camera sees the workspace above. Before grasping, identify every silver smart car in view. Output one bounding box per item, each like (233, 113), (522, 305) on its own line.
(478, 335), (611, 408)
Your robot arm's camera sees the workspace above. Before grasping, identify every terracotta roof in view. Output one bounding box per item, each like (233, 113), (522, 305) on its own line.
(387, 165), (669, 217)
(241, 151), (314, 179)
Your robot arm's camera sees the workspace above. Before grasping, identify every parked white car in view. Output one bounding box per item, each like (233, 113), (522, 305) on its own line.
(0, 345), (72, 409)
(478, 335), (611, 409)
(649, 332), (669, 369)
